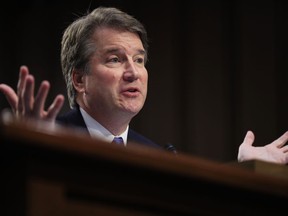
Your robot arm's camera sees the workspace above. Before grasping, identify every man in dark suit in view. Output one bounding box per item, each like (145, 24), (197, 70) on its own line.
(0, 7), (163, 150)
(0, 6), (287, 163)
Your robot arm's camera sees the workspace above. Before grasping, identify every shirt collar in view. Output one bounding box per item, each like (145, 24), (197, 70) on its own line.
(79, 107), (128, 145)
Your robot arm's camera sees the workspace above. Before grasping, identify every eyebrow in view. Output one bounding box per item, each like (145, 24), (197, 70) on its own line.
(104, 47), (146, 56)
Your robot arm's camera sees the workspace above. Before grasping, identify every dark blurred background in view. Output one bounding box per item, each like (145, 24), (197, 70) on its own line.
(1, 0), (288, 163)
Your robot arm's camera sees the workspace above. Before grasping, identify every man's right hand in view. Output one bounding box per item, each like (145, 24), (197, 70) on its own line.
(0, 65), (65, 122)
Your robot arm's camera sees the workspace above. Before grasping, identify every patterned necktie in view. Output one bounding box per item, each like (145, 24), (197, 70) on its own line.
(112, 136), (124, 145)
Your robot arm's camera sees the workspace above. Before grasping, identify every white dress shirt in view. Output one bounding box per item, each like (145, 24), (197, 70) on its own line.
(80, 107), (128, 146)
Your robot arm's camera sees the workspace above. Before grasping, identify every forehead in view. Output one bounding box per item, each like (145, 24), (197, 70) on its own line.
(93, 27), (144, 51)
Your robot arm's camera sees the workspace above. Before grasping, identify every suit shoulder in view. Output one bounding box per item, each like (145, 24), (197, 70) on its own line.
(128, 129), (163, 150)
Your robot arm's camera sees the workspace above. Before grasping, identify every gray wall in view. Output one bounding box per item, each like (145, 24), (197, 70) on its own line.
(1, 0), (288, 162)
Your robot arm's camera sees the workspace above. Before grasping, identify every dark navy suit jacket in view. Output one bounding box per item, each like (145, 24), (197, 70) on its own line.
(56, 106), (163, 150)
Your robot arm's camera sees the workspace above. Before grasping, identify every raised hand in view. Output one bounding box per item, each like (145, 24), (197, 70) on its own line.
(0, 65), (65, 122)
(238, 130), (288, 164)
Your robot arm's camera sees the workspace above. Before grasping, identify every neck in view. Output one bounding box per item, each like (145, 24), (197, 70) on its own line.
(80, 107), (132, 136)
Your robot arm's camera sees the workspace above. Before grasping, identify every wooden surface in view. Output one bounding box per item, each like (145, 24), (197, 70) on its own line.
(1, 117), (288, 216)
(229, 159), (288, 180)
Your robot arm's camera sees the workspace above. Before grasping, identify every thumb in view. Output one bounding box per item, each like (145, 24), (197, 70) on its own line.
(242, 130), (255, 147)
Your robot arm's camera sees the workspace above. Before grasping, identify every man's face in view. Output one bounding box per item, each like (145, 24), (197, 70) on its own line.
(77, 28), (148, 122)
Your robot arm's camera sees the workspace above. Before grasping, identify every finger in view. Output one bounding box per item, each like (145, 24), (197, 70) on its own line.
(22, 75), (35, 115)
(242, 130), (255, 146)
(17, 65), (29, 91)
(281, 145), (288, 153)
(17, 66), (30, 113)
(0, 84), (18, 112)
(34, 80), (50, 117)
(272, 131), (288, 148)
(46, 95), (65, 121)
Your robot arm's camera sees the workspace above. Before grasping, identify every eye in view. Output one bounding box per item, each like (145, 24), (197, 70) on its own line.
(135, 57), (145, 65)
(108, 57), (120, 63)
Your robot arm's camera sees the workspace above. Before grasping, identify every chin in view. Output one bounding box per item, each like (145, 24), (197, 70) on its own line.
(121, 106), (141, 116)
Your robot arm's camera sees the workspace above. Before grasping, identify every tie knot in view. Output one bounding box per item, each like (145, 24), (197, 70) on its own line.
(112, 136), (124, 145)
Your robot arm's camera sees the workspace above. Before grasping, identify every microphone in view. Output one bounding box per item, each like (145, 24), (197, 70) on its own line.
(164, 143), (178, 155)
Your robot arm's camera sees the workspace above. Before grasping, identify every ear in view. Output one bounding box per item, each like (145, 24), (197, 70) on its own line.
(72, 70), (85, 93)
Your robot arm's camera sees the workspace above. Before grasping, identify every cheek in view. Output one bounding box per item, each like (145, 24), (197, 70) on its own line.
(142, 72), (148, 90)
(85, 72), (116, 91)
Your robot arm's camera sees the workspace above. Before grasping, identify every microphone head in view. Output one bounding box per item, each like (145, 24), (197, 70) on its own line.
(164, 143), (177, 155)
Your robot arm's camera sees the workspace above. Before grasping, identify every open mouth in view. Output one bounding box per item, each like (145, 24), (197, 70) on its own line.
(123, 87), (139, 93)
(127, 88), (137, 92)
(122, 87), (140, 97)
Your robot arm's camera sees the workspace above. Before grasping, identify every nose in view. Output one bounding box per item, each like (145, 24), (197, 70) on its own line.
(123, 59), (139, 82)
